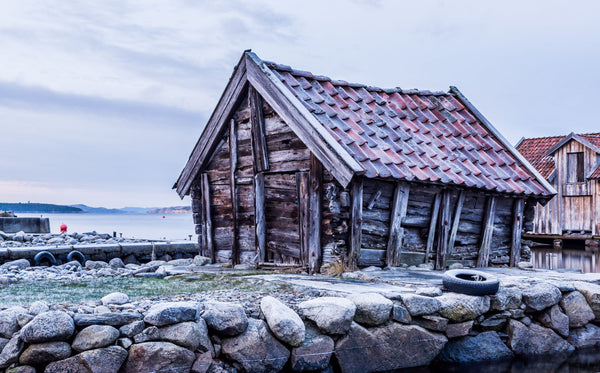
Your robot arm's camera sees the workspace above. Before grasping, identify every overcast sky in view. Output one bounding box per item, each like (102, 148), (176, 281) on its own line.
(2, 0), (599, 208)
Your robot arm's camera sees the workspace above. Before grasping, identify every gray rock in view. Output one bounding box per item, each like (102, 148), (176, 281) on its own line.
(437, 293), (490, 322)
(133, 326), (160, 343)
(167, 258), (193, 266)
(221, 318), (290, 373)
(437, 331), (513, 363)
(522, 283), (561, 311)
(490, 286), (522, 311)
(108, 258), (125, 269)
(0, 306), (28, 338)
(568, 323), (600, 349)
(449, 263), (464, 269)
(392, 304), (411, 324)
(117, 337), (132, 349)
(346, 293), (393, 326)
(0, 337), (8, 352)
(122, 342), (195, 373)
(0, 334), (24, 369)
(574, 281), (600, 321)
(446, 321), (474, 338)
(94, 306), (111, 314)
(517, 261), (533, 270)
(7, 366), (36, 373)
(537, 305), (569, 338)
(202, 301), (248, 337)
(260, 296), (305, 346)
(0, 259), (30, 270)
(335, 322), (447, 372)
(298, 297), (356, 335)
(16, 313), (33, 329)
(507, 319), (574, 356)
(144, 301), (200, 326)
(290, 327), (334, 372)
(399, 294), (441, 316)
(193, 255), (211, 266)
(191, 351), (213, 373)
(478, 313), (509, 332)
(20, 311), (74, 343)
(233, 263), (256, 270)
(561, 291), (595, 328)
(159, 320), (213, 352)
(85, 260), (109, 269)
(18, 341), (71, 365)
(29, 301), (49, 315)
(415, 287), (442, 297)
(413, 315), (448, 332)
(74, 312), (143, 327)
(119, 320), (145, 338)
(101, 292), (129, 305)
(45, 346), (127, 373)
(72, 325), (119, 352)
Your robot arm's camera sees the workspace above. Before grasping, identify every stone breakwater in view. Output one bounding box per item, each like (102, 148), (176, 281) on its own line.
(2, 271), (600, 372)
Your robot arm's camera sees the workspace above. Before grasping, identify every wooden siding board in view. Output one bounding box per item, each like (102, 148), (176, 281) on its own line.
(387, 183), (410, 267)
(477, 196), (497, 267)
(348, 178), (364, 270)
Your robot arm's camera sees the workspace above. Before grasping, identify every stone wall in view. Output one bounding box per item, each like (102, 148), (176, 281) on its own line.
(0, 219), (49, 234)
(2, 277), (600, 372)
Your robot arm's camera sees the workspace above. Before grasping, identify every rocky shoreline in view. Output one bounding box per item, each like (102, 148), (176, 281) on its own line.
(0, 231), (151, 248)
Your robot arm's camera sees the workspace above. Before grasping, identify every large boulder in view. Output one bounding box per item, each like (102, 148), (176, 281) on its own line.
(0, 334), (24, 369)
(507, 320), (574, 356)
(346, 293), (393, 326)
(537, 304), (569, 338)
(560, 291), (595, 328)
(398, 294), (441, 316)
(144, 301), (200, 327)
(290, 326), (334, 372)
(202, 301), (248, 337)
(522, 283), (561, 311)
(74, 312), (143, 327)
(0, 307), (28, 338)
(101, 292), (129, 305)
(568, 323), (600, 349)
(490, 286), (522, 311)
(20, 311), (74, 343)
(437, 331), (513, 363)
(159, 320), (213, 352)
(437, 294), (490, 322)
(298, 297), (356, 335)
(122, 342), (195, 373)
(260, 296), (305, 346)
(45, 346), (127, 373)
(573, 281), (600, 321)
(119, 320), (145, 338)
(72, 325), (120, 352)
(18, 341), (71, 366)
(335, 322), (447, 372)
(221, 318), (290, 373)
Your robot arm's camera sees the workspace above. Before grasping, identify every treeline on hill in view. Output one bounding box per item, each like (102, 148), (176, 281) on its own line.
(0, 203), (83, 213)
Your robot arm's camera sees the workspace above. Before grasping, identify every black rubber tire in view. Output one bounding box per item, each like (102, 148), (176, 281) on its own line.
(33, 251), (57, 267)
(442, 269), (500, 295)
(67, 250), (86, 266)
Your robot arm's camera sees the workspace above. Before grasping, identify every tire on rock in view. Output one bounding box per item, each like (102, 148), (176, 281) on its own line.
(66, 250), (86, 266)
(33, 251), (57, 267)
(442, 269), (499, 296)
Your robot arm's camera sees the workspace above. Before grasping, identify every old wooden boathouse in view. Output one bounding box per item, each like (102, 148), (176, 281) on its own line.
(175, 51), (555, 272)
(516, 132), (600, 240)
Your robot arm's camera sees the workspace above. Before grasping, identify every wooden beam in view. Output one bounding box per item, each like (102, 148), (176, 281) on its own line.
(348, 178), (364, 270)
(477, 196), (497, 267)
(366, 190), (382, 210)
(425, 193), (442, 264)
(447, 190), (465, 258)
(297, 171), (310, 266)
(249, 86), (269, 172)
(308, 155), (322, 274)
(229, 119), (239, 265)
(200, 173), (214, 262)
(254, 172), (266, 262)
(510, 198), (525, 267)
(386, 182), (410, 267)
(435, 190), (452, 270)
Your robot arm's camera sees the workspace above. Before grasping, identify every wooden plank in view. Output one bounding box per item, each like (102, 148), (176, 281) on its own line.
(366, 190), (382, 210)
(425, 193), (442, 264)
(387, 183), (410, 267)
(201, 174), (214, 261)
(447, 190), (465, 259)
(435, 190), (452, 270)
(249, 86), (270, 172)
(254, 172), (266, 262)
(348, 178), (363, 270)
(229, 119), (239, 265)
(477, 196), (497, 267)
(297, 171), (310, 266)
(510, 198), (525, 267)
(308, 155), (322, 274)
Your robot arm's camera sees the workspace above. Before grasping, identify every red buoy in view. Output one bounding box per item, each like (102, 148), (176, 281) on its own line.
(60, 224), (67, 233)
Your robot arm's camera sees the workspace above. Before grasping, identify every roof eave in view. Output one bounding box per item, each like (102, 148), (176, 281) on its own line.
(545, 132), (600, 156)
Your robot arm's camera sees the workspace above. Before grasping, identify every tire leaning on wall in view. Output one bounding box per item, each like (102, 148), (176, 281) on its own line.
(66, 250), (86, 266)
(33, 251), (57, 267)
(442, 269), (500, 296)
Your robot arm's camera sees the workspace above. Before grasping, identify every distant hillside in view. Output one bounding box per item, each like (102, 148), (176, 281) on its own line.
(0, 202), (83, 213)
(70, 204), (127, 214)
(146, 206), (192, 214)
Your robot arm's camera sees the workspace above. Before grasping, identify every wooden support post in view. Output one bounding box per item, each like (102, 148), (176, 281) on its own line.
(229, 119), (239, 265)
(297, 172), (310, 266)
(447, 190), (465, 259)
(249, 86), (269, 172)
(308, 155), (322, 274)
(477, 196), (497, 267)
(386, 183), (410, 267)
(425, 193), (442, 264)
(200, 174), (214, 262)
(510, 198), (525, 267)
(435, 190), (452, 270)
(254, 173), (266, 262)
(348, 178), (364, 270)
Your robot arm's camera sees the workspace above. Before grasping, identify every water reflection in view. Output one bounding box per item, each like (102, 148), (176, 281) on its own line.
(532, 248), (600, 273)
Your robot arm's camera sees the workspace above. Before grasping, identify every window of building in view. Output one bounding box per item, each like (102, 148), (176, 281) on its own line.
(567, 152), (584, 183)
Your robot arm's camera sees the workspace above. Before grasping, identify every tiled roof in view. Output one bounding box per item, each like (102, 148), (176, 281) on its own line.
(590, 165), (600, 179)
(264, 61), (552, 196)
(516, 133), (600, 179)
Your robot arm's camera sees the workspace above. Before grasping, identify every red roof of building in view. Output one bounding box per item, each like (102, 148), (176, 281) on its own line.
(516, 132), (600, 179)
(265, 60), (552, 196)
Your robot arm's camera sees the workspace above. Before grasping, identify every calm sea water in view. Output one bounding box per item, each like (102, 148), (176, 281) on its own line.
(18, 213), (196, 241)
